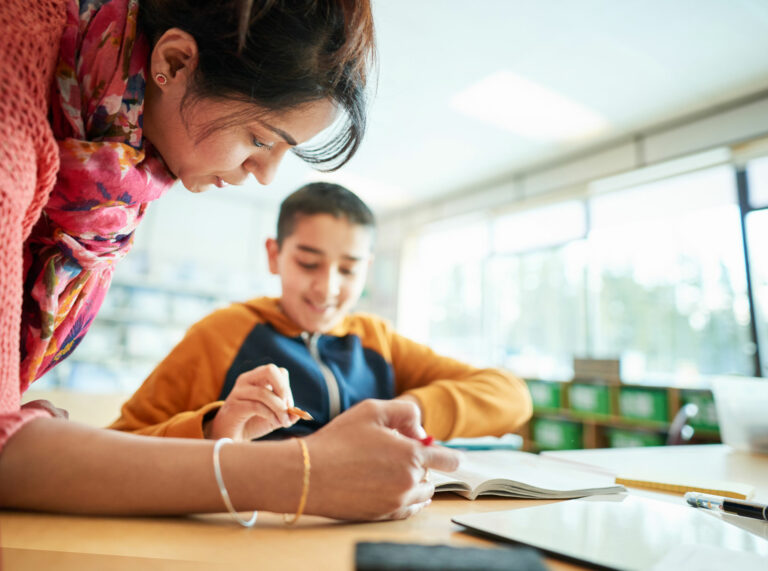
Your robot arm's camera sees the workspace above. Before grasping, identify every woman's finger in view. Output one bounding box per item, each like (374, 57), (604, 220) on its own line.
(420, 444), (461, 474)
(401, 481), (436, 508)
(381, 497), (433, 521)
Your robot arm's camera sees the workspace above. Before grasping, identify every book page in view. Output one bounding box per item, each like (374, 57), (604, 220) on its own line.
(431, 450), (623, 498)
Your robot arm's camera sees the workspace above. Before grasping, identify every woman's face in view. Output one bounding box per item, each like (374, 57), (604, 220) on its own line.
(143, 29), (338, 192)
(145, 94), (337, 193)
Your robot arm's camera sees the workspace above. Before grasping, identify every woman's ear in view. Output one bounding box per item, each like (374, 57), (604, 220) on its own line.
(265, 237), (281, 275)
(149, 27), (199, 89)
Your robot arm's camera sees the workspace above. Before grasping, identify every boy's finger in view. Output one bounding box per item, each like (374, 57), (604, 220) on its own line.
(277, 367), (294, 407)
(244, 365), (287, 396)
(264, 366), (294, 408)
(229, 398), (284, 430)
(235, 387), (294, 427)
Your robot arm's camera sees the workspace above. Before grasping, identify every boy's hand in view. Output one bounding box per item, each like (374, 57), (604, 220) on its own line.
(204, 364), (300, 441)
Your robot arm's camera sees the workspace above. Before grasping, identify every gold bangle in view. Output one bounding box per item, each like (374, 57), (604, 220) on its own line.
(284, 438), (310, 525)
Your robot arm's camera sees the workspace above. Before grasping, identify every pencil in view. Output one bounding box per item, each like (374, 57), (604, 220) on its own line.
(287, 406), (313, 421)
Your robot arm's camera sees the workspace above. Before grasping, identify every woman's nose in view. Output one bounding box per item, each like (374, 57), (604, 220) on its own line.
(246, 146), (290, 186)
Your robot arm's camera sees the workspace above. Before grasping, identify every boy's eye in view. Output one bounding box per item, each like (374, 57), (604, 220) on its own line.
(298, 262), (318, 270)
(340, 268), (356, 276)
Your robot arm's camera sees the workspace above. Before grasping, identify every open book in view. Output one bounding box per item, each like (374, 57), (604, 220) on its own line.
(430, 450), (626, 500)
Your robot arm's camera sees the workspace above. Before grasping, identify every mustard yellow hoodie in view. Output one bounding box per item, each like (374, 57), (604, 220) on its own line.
(110, 297), (532, 440)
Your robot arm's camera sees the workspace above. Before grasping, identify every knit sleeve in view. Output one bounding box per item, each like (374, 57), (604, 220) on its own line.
(0, 0), (67, 453)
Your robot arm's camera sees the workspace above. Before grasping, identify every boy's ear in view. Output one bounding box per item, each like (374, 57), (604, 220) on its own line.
(265, 238), (280, 275)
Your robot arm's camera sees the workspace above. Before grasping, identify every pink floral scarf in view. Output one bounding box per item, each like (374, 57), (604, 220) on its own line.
(20, 0), (175, 386)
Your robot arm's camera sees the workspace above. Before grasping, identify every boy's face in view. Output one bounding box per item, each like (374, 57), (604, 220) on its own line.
(266, 213), (373, 333)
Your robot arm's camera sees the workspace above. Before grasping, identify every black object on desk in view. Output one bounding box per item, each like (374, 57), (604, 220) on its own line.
(354, 541), (548, 571)
(685, 491), (768, 521)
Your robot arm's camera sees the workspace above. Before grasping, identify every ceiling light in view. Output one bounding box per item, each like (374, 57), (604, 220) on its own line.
(451, 70), (608, 141)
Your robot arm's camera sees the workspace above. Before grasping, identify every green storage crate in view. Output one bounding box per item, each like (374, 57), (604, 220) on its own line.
(607, 428), (665, 448)
(618, 387), (668, 422)
(526, 380), (562, 411)
(532, 418), (582, 450)
(568, 383), (611, 416)
(680, 390), (719, 431)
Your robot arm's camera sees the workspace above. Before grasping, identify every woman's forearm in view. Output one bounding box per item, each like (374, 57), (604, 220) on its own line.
(0, 400), (460, 520)
(0, 417), (301, 515)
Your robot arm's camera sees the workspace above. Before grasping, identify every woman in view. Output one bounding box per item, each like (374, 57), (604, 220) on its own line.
(0, 0), (458, 521)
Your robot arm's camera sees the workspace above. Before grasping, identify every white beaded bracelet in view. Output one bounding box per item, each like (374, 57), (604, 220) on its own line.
(212, 437), (258, 527)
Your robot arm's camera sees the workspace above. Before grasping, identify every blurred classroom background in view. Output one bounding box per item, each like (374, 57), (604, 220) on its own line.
(27, 0), (768, 448)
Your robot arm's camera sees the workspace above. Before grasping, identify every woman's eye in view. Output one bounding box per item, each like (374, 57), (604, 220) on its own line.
(298, 262), (318, 270)
(252, 136), (274, 150)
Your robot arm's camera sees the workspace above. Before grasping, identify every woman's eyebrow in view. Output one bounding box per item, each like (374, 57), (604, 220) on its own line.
(258, 119), (297, 146)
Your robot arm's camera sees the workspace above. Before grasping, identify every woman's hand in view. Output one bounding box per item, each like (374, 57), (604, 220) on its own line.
(304, 399), (461, 521)
(204, 364), (299, 441)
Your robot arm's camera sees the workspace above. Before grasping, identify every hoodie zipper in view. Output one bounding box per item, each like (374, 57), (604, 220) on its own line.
(301, 332), (341, 418)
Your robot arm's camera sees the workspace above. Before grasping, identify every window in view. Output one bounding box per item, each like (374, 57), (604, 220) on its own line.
(486, 243), (587, 380)
(398, 217), (489, 364)
(746, 210), (768, 374)
(487, 200), (588, 379)
(587, 167), (753, 383)
(397, 163), (762, 384)
(492, 200), (586, 255)
(746, 155), (768, 209)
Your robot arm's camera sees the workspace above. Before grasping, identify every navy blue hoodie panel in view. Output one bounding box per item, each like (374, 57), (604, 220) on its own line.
(220, 322), (395, 440)
(318, 334), (395, 407)
(220, 324), (330, 428)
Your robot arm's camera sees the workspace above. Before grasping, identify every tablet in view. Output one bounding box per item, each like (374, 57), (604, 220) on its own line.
(452, 494), (768, 571)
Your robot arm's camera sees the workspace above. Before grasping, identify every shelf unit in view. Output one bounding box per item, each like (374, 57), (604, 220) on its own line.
(516, 359), (721, 451)
(36, 274), (235, 393)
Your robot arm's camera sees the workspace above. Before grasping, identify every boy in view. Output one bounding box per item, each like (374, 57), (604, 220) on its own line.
(110, 183), (532, 441)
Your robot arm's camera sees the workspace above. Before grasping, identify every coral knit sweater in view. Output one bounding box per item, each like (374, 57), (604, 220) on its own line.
(0, 0), (68, 449)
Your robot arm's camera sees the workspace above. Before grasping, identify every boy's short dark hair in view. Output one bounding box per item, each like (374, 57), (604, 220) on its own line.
(276, 182), (376, 246)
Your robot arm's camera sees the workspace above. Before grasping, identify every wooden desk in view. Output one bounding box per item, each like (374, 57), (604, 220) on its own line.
(542, 444), (768, 500)
(2, 445), (765, 571)
(1, 496), (582, 571)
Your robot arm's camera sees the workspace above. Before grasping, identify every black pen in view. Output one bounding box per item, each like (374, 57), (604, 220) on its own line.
(685, 491), (768, 521)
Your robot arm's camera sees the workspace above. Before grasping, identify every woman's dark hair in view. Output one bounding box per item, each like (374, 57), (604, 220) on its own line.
(276, 182), (375, 246)
(139, 0), (376, 170)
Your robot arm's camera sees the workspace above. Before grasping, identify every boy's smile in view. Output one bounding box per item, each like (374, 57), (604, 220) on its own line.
(266, 213), (373, 333)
